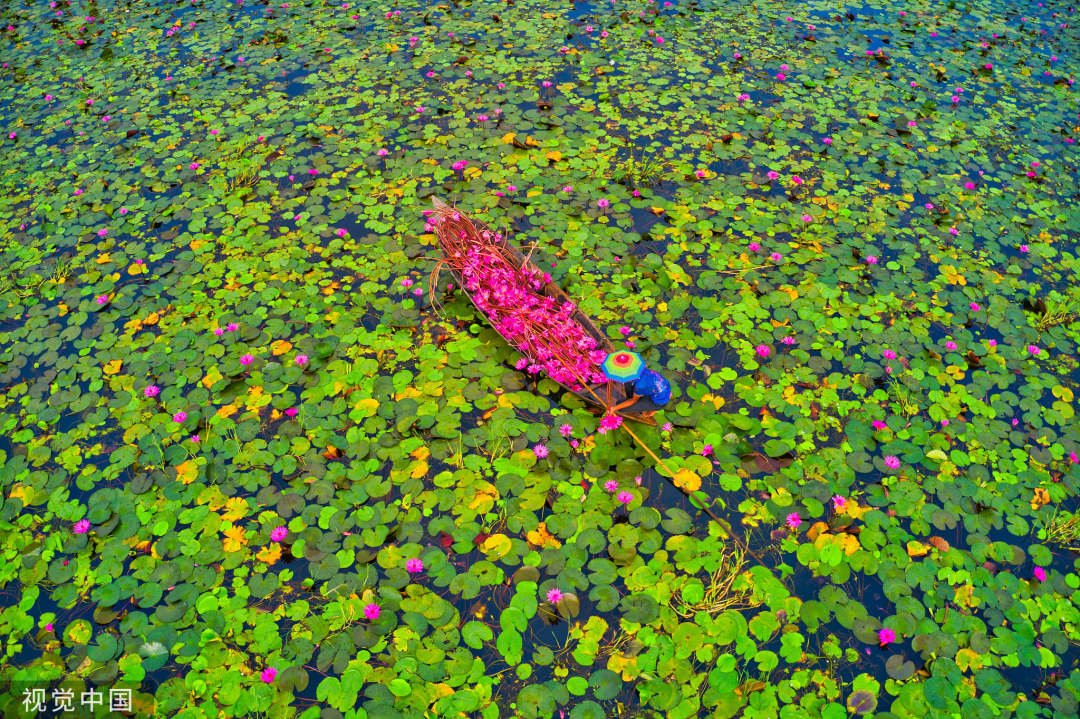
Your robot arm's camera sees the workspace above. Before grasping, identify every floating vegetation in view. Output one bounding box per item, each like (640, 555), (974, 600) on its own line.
(0, 0), (1078, 717)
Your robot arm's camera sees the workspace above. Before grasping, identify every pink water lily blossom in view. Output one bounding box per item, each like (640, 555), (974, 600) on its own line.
(363, 603), (381, 621)
(599, 414), (623, 434)
(1033, 566), (1047, 582)
(546, 587), (563, 603)
(878, 628), (897, 647)
(270, 526), (288, 542)
(261, 667), (277, 683)
(785, 513), (801, 530)
(406, 558), (424, 573)
(884, 455), (901, 469)
(617, 491), (634, 506)
(73, 519), (90, 534)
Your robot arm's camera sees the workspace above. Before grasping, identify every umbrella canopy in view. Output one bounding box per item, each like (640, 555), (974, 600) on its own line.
(601, 351), (645, 382)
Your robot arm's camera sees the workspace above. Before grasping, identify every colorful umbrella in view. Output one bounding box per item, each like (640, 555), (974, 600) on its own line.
(601, 351), (645, 382)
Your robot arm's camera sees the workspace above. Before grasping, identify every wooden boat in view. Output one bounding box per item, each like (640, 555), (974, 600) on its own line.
(429, 197), (659, 425)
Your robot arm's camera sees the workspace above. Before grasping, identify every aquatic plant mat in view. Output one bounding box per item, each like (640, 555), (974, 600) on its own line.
(1, 0), (1078, 717)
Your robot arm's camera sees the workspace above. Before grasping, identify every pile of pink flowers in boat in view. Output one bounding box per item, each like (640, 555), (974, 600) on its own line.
(429, 199), (608, 391)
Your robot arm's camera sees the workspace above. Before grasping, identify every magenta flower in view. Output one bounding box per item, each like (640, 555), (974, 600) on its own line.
(376, 148), (389, 157)
(284, 407), (299, 418)
(95, 294), (109, 305)
(781, 336), (796, 345)
(944, 340), (958, 351)
(822, 137), (832, 145)
(73, 519), (90, 534)
(173, 411), (187, 423)
(748, 241), (761, 252)
(604, 480), (618, 492)
(599, 414), (623, 434)
(559, 423), (573, 437)
(791, 175), (804, 185)
(695, 169), (706, 179)
(597, 198), (610, 209)
(949, 227), (959, 236)
(755, 345), (771, 358)
(533, 443), (549, 459)
(1033, 566), (1047, 582)
(878, 627), (897, 647)
(363, 603), (381, 621)
(619, 326), (632, 336)
(832, 495), (846, 511)
(270, 526), (288, 542)
(770, 252), (783, 262)
(884, 455), (901, 469)
(1069, 452), (1078, 464)
(882, 349), (897, 360)
(401, 277), (414, 288)
(766, 170), (779, 181)
(617, 491), (634, 506)
(335, 228), (347, 237)
(406, 558), (424, 574)
(226, 323), (239, 331)
(240, 354), (254, 366)
(45, 623), (54, 632)
(213, 327), (225, 336)
(294, 354), (309, 366)
(662, 422), (673, 433)
(546, 587), (563, 603)
(1027, 344), (1041, 356)
(261, 667), (277, 683)
(776, 72), (787, 81)
(865, 255), (879, 265)
(872, 420), (888, 431)
(785, 512), (801, 530)
(801, 214), (813, 223)
(144, 385), (160, 398)
(970, 302), (981, 311)
(451, 160), (467, 171)
(1019, 244), (1029, 253)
